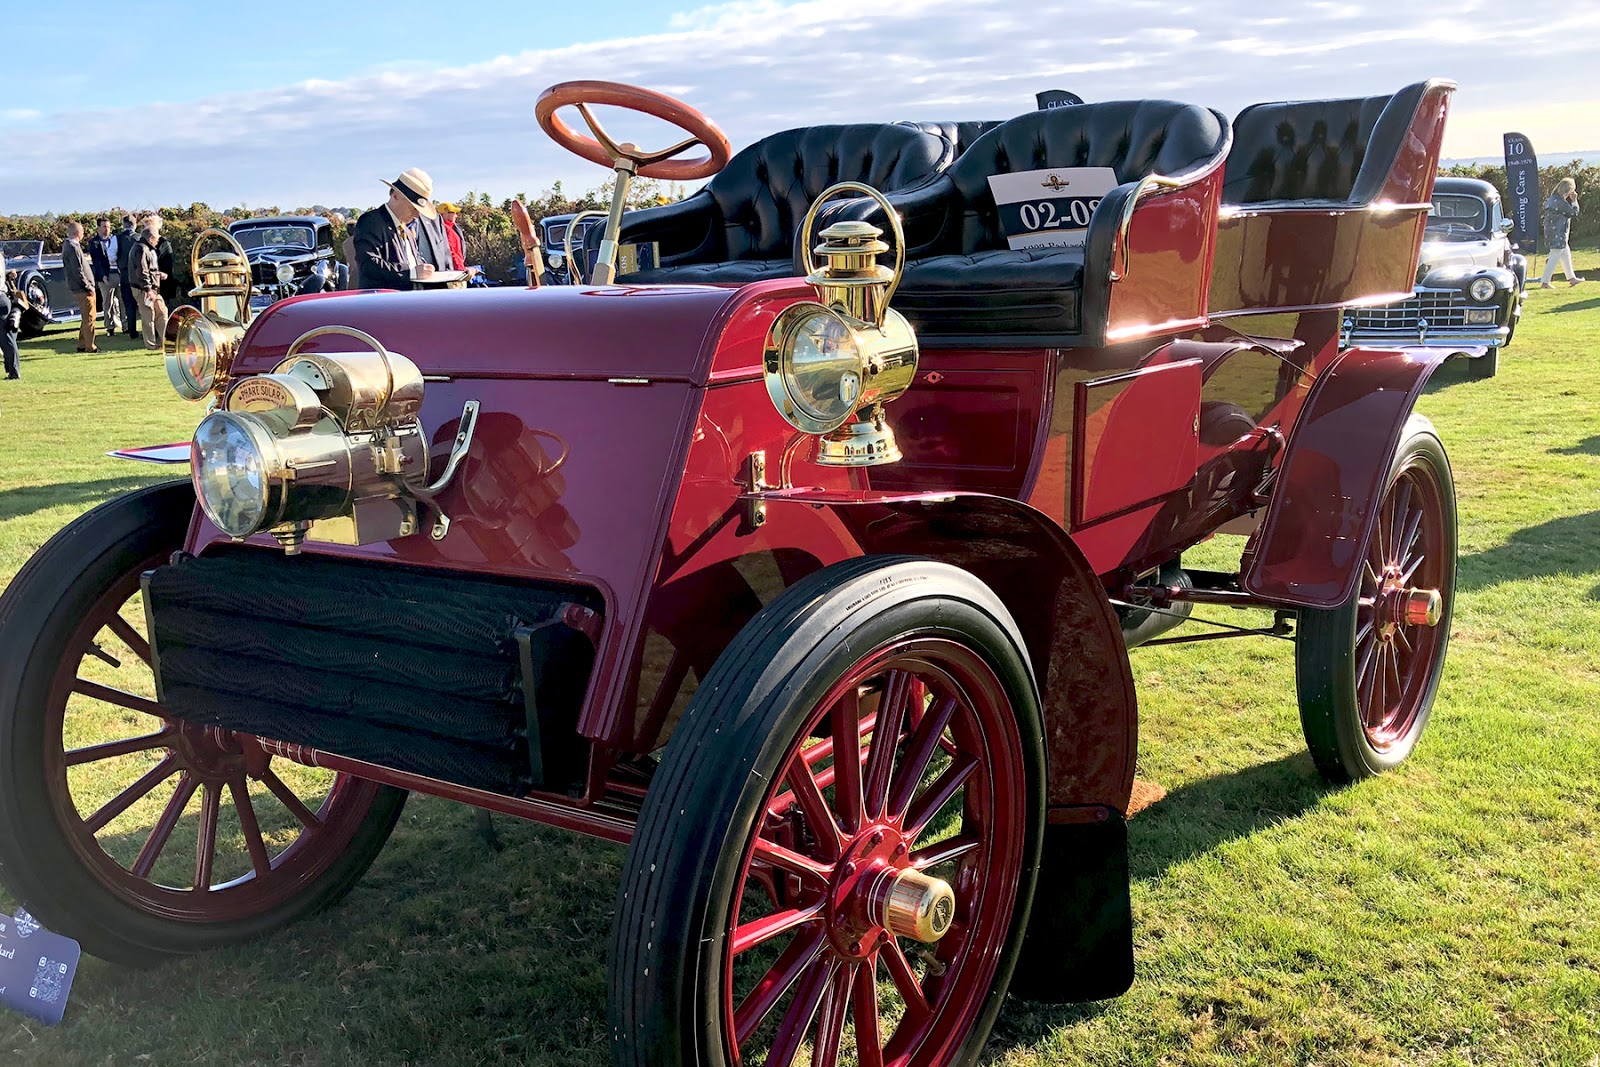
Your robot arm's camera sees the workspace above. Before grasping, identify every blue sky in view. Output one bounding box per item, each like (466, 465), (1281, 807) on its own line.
(3, 0), (1596, 215)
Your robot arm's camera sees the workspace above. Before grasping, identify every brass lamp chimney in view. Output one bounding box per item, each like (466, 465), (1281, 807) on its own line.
(790, 182), (919, 468)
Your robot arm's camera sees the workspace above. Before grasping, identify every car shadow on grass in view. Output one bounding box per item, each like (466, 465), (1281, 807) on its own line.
(1456, 509), (1600, 592)
(1549, 435), (1600, 457)
(0, 476), (175, 523)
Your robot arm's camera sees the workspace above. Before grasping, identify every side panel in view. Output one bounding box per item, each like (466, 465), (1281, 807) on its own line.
(1102, 167), (1223, 340)
(1242, 345), (1455, 608)
(1071, 359), (1201, 526)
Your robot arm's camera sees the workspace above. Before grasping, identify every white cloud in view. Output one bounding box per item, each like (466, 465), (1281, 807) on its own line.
(1, 0), (1594, 214)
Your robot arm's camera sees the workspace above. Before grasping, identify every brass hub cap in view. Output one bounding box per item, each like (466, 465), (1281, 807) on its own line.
(883, 867), (957, 943)
(1374, 565), (1444, 640)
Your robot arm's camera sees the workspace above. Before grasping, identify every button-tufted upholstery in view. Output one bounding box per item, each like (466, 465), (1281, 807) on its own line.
(821, 100), (1230, 345)
(600, 123), (953, 285)
(1222, 81), (1429, 205)
(901, 120), (1003, 160)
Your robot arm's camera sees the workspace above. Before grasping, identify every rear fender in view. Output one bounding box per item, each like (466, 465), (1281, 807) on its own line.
(1242, 345), (1465, 608)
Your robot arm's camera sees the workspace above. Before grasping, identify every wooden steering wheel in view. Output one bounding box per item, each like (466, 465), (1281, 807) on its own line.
(535, 80), (732, 181)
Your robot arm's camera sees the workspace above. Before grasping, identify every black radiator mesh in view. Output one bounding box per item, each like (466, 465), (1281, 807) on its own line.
(146, 549), (601, 795)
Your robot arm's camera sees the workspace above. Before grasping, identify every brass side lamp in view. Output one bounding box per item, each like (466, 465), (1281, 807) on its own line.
(164, 228), (253, 403)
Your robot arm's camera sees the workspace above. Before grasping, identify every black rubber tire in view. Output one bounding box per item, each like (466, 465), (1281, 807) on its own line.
(608, 555), (1045, 1067)
(0, 481), (408, 965)
(1467, 347), (1499, 379)
(1295, 416), (1456, 783)
(17, 272), (50, 340)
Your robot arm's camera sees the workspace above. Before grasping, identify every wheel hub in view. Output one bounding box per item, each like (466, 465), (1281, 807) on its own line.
(172, 723), (247, 781)
(1374, 566), (1443, 640)
(823, 824), (955, 956)
(883, 867), (956, 943)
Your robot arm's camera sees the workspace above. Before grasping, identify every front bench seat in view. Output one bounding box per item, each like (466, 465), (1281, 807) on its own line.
(597, 123), (953, 285)
(825, 101), (1229, 346)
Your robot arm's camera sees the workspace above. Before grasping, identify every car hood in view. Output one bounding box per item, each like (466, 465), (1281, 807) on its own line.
(1417, 237), (1498, 276)
(245, 248), (318, 266)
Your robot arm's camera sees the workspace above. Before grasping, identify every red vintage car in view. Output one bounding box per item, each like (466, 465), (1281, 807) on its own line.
(0, 78), (1461, 1066)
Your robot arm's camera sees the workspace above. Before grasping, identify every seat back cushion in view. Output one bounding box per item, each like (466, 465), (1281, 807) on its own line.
(1223, 90), (1396, 204)
(707, 123), (951, 262)
(934, 101), (1230, 256)
(904, 120), (1004, 159)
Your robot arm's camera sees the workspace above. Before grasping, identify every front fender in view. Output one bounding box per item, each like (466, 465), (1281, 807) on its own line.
(1242, 345), (1462, 608)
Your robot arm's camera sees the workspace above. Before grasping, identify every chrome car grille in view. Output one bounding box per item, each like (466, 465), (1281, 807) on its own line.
(1349, 288), (1469, 331)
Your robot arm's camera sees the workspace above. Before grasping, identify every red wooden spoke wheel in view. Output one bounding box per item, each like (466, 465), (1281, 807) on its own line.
(1296, 416), (1457, 783)
(535, 80), (732, 181)
(610, 558), (1043, 1067)
(0, 482), (405, 964)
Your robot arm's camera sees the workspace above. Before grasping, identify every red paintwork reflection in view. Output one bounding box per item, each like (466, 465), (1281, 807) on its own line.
(1071, 360), (1201, 526)
(1103, 167), (1223, 338)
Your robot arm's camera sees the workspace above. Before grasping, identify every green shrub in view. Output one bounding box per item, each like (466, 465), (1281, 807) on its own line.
(1442, 160), (1600, 244)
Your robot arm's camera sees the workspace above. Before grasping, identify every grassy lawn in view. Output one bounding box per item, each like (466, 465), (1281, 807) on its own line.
(2, 255), (1598, 1065)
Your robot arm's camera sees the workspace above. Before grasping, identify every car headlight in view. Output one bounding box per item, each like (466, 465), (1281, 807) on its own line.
(765, 305), (865, 433)
(192, 412), (274, 537)
(1469, 276), (1497, 302)
(548, 251), (564, 268)
(163, 305), (243, 401)
(276, 263), (296, 287)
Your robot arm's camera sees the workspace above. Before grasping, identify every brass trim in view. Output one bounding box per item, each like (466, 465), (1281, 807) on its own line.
(798, 181), (906, 326)
(882, 868), (956, 943)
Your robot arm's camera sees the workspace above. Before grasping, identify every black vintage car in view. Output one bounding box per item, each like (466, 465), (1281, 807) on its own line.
(227, 216), (346, 309)
(1, 240), (78, 338)
(1344, 176), (1525, 378)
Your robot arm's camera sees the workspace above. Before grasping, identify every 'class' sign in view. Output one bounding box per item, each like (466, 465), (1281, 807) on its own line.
(988, 168), (1118, 250)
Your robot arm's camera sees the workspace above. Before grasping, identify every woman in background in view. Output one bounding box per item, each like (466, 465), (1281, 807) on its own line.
(1540, 177), (1583, 288)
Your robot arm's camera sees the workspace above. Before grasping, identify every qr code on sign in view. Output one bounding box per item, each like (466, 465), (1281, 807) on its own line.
(29, 957), (67, 1003)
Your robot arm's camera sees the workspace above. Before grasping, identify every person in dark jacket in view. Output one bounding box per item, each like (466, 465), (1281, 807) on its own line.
(353, 167), (439, 290)
(128, 227), (168, 350)
(116, 214), (139, 338)
(143, 214), (179, 305)
(1539, 177), (1583, 288)
(0, 271), (21, 380)
(62, 221), (98, 353)
(88, 217), (121, 334)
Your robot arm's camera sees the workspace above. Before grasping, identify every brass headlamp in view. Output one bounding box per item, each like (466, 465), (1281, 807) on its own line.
(766, 182), (918, 466)
(164, 228), (253, 402)
(190, 326), (478, 554)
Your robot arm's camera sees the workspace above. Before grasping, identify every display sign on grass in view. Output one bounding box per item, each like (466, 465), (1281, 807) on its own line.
(0, 910), (81, 1026)
(988, 167), (1118, 250)
(1502, 132), (1541, 252)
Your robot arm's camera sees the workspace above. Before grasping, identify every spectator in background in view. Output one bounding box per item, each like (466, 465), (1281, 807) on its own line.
(1540, 177), (1584, 288)
(88, 217), (121, 334)
(116, 213), (140, 339)
(129, 226), (168, 350)
(353, 168), (438, 289)
(437, 202), (467, 271)
(0, 271), (21, 380)
(62, 221), (99, 353)
(143, 214), (179, 305)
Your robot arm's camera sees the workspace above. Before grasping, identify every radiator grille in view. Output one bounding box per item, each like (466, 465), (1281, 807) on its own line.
(145, 549), (601, 795)
(1349, 288), (1468, 331)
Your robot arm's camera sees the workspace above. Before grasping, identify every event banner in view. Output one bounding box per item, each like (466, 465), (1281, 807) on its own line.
(1502, 132), (1541, 251)
(1036, 89), (1084, 110)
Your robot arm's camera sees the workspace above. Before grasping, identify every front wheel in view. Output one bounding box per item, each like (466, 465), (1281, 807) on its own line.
(610, 557), (1044, 1067)
(1296, 415), (1457, 782)
(17, 272), (51, 339)
(0, 482), (408, 965)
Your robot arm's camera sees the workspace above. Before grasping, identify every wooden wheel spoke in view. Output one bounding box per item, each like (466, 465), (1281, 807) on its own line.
(194, 782), (221, 892)
(72, 677), (166, 719)
(752, 836), (832, 884)
(1394, 626), (1414, 656)
(1366, 646), (1390, 728)
(851, 956), (884, 1067)
(812, 963), (853, 1067)
(260, 767), (322, 830)
(83, 752), (179, 833)
(106, 612), (153, 666)
(734, 926), (827, 1044)
(732, 903), (824, 957)
(1363, 560), (1381, 592)
(1357, 642), (1382, 723)
(1386, 642), (1404, 707)
(831, 687), (865, 835)
(65, 728), (174, 767)
(1400, 553), (1426, 585)
(1389, 480), (1413, 563)
(764, 958), (833, 1067)
(863, 671), (913, 820)
(888, 694), (958, 820)
(911, 832), (980, 871)
(1398, 501), (1424, 571)
(229, 778), (273, 878)
(879, 938), (931, 1020)
(131, 773), (199, 879)
(904, 754), (977, 838)
(785, 756), (843, 858)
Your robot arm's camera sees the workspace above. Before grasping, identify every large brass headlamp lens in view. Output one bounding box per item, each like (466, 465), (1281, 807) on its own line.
(164, 306), (227, 400)
(192, 412), (273, 537)
(766, 305), (862, 434)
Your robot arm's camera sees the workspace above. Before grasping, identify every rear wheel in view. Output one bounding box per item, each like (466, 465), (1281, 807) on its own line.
(0, 482), (407, 965)
(610, 557), (1044, 1067)
(1296, 416), (1456, 782)
(18, 273), (51, 339)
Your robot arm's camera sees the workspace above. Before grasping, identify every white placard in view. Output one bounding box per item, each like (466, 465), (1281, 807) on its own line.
(987, 167), (1118, 250)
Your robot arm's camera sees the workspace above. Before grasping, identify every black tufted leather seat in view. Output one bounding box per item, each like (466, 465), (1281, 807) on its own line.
(596, 123), (952, 285)
(901, 120), (1003, 160)
(1222, 81), (1429, 205)
(823, 101), (1230, 345)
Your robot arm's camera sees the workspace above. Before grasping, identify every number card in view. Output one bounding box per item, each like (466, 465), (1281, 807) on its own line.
(0, 910), (82, 1026)
(987, 168), (1118, 250)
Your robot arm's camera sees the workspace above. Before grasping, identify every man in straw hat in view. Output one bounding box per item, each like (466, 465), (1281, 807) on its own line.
(352, 167), (440, 290)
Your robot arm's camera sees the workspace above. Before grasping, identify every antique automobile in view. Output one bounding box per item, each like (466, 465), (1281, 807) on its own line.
(532, 211), (604, 284)
(1, 239), (78, 338)
(0, 77), (1463, 1066)
(228, 215), (346, 309)
(1343, 176), (1525, 378)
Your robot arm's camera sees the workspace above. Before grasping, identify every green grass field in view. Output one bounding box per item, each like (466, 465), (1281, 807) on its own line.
(2, 258), (1598, 1065)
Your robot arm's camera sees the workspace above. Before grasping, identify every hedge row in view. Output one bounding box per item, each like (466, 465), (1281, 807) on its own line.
(1441, 159), (1599, 244)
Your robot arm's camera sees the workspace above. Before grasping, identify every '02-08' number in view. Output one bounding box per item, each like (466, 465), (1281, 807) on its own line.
(1019, 197), (1101, 231)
